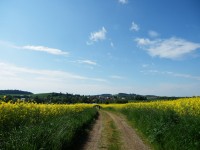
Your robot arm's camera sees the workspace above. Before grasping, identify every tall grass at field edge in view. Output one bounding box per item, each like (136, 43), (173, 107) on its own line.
(103, 98), (200, 150)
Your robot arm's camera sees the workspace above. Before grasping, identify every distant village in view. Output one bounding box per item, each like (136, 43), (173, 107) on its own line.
(0, 90), (183, 104)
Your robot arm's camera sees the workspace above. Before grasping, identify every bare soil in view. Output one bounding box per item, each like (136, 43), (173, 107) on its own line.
(82, 110), (150, 150)
(82, 112), (103, 150)
(106, 111), (150, 150)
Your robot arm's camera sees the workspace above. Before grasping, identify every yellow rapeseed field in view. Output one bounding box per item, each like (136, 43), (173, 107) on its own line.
(0, 101), (97, 149)
(101, 97), (200, 116)
(0, 101), (94, 127)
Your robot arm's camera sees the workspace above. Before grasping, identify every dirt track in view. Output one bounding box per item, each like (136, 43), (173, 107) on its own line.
(82, 110), (150, 150)
(82, 112), (103, 150)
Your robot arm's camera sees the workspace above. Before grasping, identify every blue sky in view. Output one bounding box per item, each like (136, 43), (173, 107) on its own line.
(0, 0), (200, 96)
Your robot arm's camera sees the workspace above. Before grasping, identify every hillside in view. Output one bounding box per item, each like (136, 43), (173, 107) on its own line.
(0, 90), (33, 95)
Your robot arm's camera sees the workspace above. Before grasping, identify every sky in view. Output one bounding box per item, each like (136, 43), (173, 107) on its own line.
(0, 0), (200, 96)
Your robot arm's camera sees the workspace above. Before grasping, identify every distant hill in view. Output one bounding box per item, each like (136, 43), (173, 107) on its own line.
(100, 94), (112, 97)
(0, 90), (33, 95)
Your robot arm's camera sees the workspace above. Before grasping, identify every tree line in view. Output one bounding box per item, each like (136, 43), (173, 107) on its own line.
(0, 90), (181, 104)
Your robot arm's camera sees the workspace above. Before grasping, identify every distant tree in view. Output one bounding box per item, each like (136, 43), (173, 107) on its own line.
(135, 95), (147, 101)
(34, 96), (43, 103)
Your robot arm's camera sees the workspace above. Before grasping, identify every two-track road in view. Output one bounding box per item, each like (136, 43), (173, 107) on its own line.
(82, 110), (150, 150)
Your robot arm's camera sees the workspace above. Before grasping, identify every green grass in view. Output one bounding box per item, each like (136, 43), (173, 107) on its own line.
(120, 108), (200, 150)
(100, 111), (121, 150)
(108, 121), (121, 150)
(104, 101), (200, 150)
(0, 107), (97, 150)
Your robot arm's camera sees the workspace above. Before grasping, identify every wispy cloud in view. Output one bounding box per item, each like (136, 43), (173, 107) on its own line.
(0, 62), (85, 80)
(118, 0), (128, 4)
(21, 45), (68, 55)
(76, 59), (97, 66)
(166, 71), (200, 81)
(87, 27), (107, 45)
(0, 62), (109, 94)
(141, 69), (200, 81)
(148, 30), (159, 38)
(142, 64), (149, 68)
(0, 62), (105, 82)
(135, 37), (200, 59)
(0, 40), (16, 48)
(130, 21), (139, 32)
(0, 40), (68, 56)
(141, 62), (155, 68)
(110, 42), (114, 48)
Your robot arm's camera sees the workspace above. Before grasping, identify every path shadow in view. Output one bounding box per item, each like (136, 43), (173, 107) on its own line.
(63, 111), (99, 150)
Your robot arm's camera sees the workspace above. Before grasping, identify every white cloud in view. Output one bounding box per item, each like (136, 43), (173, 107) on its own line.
(130, 22), (139, 32)
(135, 37), (200, 59)
(135, 38), (152, 45)
(0, 62), (111, 94)
(22, 45), (68, 55)
(76, 59), (97, 66)
(148, 30), (159, 38)
(118, 0), (128, 4)
(88, 27), (107, 43)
